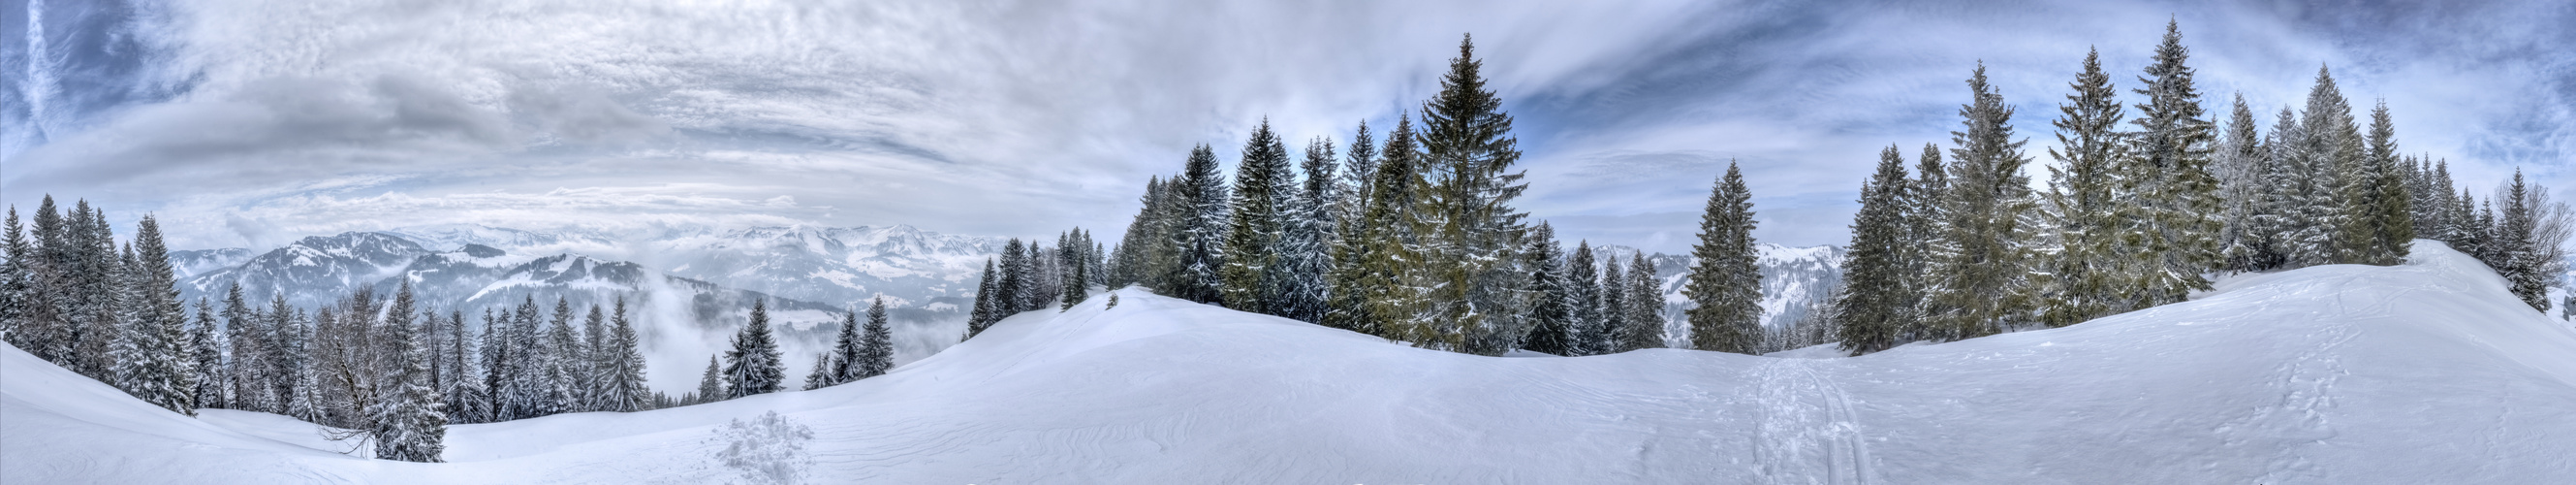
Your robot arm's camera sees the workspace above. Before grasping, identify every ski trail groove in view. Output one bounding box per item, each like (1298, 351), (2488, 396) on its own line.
(1751, 358), (1874, 485)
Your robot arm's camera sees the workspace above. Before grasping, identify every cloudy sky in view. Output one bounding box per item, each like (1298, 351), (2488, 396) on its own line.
(5, 0), (2572, 253)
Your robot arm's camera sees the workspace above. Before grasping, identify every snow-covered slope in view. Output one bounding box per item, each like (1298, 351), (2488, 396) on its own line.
(9, 242), (2574, 483)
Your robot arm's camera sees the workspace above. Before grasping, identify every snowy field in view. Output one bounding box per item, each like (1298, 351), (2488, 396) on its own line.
(6, 242), (2574, 483)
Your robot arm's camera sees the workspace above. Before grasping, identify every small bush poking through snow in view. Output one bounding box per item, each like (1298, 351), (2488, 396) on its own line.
(710, 411), (814, 484)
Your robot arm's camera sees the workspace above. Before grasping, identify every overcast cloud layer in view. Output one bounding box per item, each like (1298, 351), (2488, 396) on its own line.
(5, 0), (2572, 252)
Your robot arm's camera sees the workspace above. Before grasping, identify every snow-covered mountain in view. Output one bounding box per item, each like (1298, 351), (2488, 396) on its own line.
(654, 224), (998, 312)
(168, 247), (255, 279)
(180, 232), (431, 307)
(9, 242), (2572, 483)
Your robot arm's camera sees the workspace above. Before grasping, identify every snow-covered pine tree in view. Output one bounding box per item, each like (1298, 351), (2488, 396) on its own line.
(723, 299), (786, 399)
(1270, 136), (1339, 323)
(443, 309), (487, 424)
(1901, 144), (1947, 341)
(1562, 242), (1600, 355)
(694, 355), (724, 404)
(855, 297), (894, 380)
(1837, 146), (1916, 354)
(111, 215), (194, 414)
(801, 353), (832, 391)
(1685, 162), (1763, 353)
(2125, 21), (2222, 306)
(1519, 224), (1574, 356)
(539, 298), (579, 415)
(1171, 145), (1232, 305)
(1623, 253), (1665, 350)
(0, 206), (29, 354)
(1324, 114), (1426, 340)
(825, 308), (861, 386)
(594, 298), (648, 412)
(1920, 63), (2040, 340)
(1221, 119), (1295, 314)
(2497, 171), (2550, 311)
(276, 304), (317, 422)
(2359, 101), (2413, 264)
(1599, 253), (1630, 352)
(2215, 94), (2279, 272)
(1063, 236), (1091, 310)
(577, 304), (607, 411)
(1339, 121), (1380, 223)
(2264, 106), (2316, 267)
(2420, 159), (2459, 240)
(968, 259), (997, 338)
(189, 299), (228, 409)
(2299, 66), (2366, 266)
(505, 296), (547, 420)
(479, 308), (514, 420)
(54, 202), (116, 380)
(372, 279), (445, 463)
(998, 240), (1030, 315)
(1416, 35), (1534, 355)
(2036, 48), (2132, 328)
(13, 198), (74, 367)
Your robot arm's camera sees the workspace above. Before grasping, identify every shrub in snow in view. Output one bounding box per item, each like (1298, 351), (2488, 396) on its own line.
(710, 410), (814, 485)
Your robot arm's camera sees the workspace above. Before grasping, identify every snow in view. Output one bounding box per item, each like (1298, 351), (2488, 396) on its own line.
(9, 242), (2576, 483)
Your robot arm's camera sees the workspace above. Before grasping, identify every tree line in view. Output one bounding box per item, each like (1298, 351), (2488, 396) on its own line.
(1827, 21), (2572, 355)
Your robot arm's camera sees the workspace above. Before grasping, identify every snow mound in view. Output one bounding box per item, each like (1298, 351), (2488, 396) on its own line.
(8, 242), (2576, 483)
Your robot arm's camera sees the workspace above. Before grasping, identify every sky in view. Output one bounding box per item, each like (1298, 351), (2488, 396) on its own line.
(4, 0), (2572, 253)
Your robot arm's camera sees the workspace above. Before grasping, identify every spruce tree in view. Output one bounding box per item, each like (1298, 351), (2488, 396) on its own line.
(1063, 238), (1091, 310)
(16, 198), (72, 366)
(540, 298), (579, 415)
(1685, 163), (1763, 353)
(112, 215), (195, 413)
(189, 299), (228, 409)
(372, 279), (445, 463)
(722, 299), (785, 399)
(801, 353), (832, 391)
(1901, 144), (1947, 341)
(1271, 137), (1339, 323)
(2360, 101), (2413, 264)
(1324, 114), (1427, 340)
(998, 240), (1029, 314)
(825, 308), (861, 387)
(1416, 35), (1533, 355)
(2300, 66), (2367, 266)
(444, 308), (487, 423)
(1339, 121), (1380, 223)
(595, 297), (648, 412)
(1599, 253), (1628, 353)
(2498, 171), (2549, 311)
(2037, 48), (2133, 328)
(968, 259), (997, 338)
(1565, 242), (1602, 355)
(1921, 63), (2039, 340)
(0, 206), (30, 354)
(1221, 119), (1295, 313)
(693, 356), (724, 404)
(1171, 145), (1231, 305)
(1519, 225), (1574, 355)
(2126, 20), (2222, 306)
(2215, 93), (2278, 272)
(1837, 146), (1916, 354)
(577, 304), (606, 410)
(1622, 253), (1665, 350)
(855, 297), (894, 379)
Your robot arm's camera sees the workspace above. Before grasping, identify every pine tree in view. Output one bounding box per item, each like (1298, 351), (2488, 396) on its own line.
(801, 353), (832, 391)
(1063, 235), (1091, 310)
(1270, 137), (1339, 323)
(1339, 122), (1380, 224)
(1901, 144), (1947, 341)
(1564, 242), (1603, 355)
(1171, 145), (1231, 305)
(1519, 224), (1574, 355)
(2300, 65), (2367, 266)
(855, 297), (895, 379)
(0, 206), (31, 354)
(189, 299), (228, 409)
(14, 198), (73, 367)
(967, 259), (997, 338)
(65, 202), (121, 379)
(2126, 20), (2222, 306)
(1324, 114), (1427, 340)
(723, 299), (786, 399)
(1685, 162), (1763, 353)
(480, 307), (516, 420)
(1221, 119), (1295, 313)
(1622, 253), (1665, 350)
(539, 298), (578, 415)
(443, 308), (487, 423)
(2359, 101), (2413, 264)
(1416, 35), (1534, 355)
(823, 308), (860, 388)
(111, 215), (195, 414)
(576, 304), (607, 411)
(2498, 171), (2550, 311)
(371, 280), (445, 463)
(595, 297), (648, 412)
(2215, 93), (2278, 272)
(694, 356), (725, 404)
(276, 305), (316, 421)
(2036, 48), (2132, 328)
(1920, 63), (2039, 340)
(1837, 146), (1916, 354)
(1598, 253), (1630, 352)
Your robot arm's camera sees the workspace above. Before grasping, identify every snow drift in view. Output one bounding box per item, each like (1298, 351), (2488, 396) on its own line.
(6, 242), (2574, 483)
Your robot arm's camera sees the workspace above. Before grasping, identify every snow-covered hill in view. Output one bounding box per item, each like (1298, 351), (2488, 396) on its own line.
(10, 241), (2570, 483)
